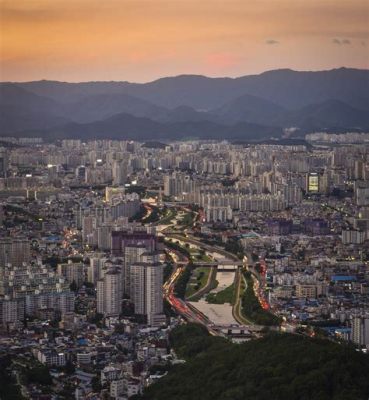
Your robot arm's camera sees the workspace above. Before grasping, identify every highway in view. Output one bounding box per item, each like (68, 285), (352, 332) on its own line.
(166, 233), (241, 262)
(164, 247), (222, 336)
(160, 205), (254, 336)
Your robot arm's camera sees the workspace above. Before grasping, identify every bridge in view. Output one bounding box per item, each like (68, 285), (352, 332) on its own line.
(175, 260), (243, 270)
(192, 260), (244, 266)
(165, 233), (240, 262)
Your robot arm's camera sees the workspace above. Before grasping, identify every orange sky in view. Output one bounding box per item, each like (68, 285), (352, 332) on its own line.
(0, 0), (368, 82)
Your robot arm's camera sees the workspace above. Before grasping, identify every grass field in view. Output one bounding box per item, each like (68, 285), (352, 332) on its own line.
(206, 283), (236, 305)
(185, 267), (210, 298)
(157, 207), (177, 225)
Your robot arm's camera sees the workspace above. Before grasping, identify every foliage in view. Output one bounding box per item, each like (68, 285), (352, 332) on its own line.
(129, 205), (147, 222)
(189, 204), (201, 212)
(88, 312), (104, 325)
(91, 375), (102, 392)
(163, 263), (174, 283)
(174, 264), (194, 299)
(169, 323), (227, 359)
(149, 364), (172, 374)
(179, 212), (195, 227)
(165, 240), (191, 259)
(224, 240), (244, 259)
(22, 363), (52, 385)
(64, 359), (75, 374)
(0, 355), (24, 400)
(139, 323), (369, 400)
(69, 280), (78, 292)
(206, 283), (235, 305)
(158, 207), (177, 225)
(125, 185), (146, 195)
(163, 299), (176, 318)
(144, 206), (161, 223)
(114, 324), (125, 334)
(241, 271), (281, 326)
(185, 267), (210, 299)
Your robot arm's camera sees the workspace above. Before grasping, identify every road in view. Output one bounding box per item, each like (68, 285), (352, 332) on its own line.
(163, 230), (250, 336)
(161, 205), (263, 335)
(163, 263), (220, 336)
(166, 233), (240, 262)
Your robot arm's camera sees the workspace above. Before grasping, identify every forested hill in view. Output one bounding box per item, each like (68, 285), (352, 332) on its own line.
(138, 323), (369, 400)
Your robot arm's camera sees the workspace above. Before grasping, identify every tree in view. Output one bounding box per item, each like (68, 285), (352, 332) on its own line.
(24, 363), (52, 385)
(91, 376), (102, 393)
(141, 324), (369, 400)
(65, 359), (75, 374)
(114, 324), (125, 334)
(70, 280), (78, 292)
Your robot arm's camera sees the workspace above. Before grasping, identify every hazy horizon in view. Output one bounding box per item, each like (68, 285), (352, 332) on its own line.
(1, 65), (368, 84)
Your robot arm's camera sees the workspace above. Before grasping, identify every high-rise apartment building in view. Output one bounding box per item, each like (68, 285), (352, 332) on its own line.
(0, 238), (30, 267)
(111, 231), (156, 256)
(57, 260), (85, 288)
(351, 315), (369, 347)
(97, 267), (122, 317)
(130, 253), (165, 326)
(123, 244), (148, 296)
(112, 160), (128, 186)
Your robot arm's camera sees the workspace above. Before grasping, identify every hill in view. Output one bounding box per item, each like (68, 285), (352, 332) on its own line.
(138, 323), (369, 400)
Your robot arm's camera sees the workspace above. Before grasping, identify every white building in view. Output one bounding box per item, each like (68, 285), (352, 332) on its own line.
(130, 253), (165, 326)
(97, 267), (122, 317)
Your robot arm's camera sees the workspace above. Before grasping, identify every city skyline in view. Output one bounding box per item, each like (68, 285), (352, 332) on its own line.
(1, 2), (369, 398)
(1, 0), (368, 82)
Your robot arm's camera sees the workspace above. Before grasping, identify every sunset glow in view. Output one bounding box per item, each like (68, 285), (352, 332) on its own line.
(0, 0), (368, 82)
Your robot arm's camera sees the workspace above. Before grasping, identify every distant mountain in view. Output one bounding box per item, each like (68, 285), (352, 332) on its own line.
(214, 96), (369, 129)
(234, 68), (369, 110)
(16, 80), (133, 104)
(212, 93), (286, 125)
(0, 83), (60, 114)
(27, 112), (282, 141)
(1, 68), (368, 139)
(62, 93), (167, 123)
(15, 67), (369, 110)
(277, 99), (369, 130)
(157, 105), (213, 123)
(0, 84), (68, 133)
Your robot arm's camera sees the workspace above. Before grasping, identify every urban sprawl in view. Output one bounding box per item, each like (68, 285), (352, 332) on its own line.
(0, 133), (369, 398)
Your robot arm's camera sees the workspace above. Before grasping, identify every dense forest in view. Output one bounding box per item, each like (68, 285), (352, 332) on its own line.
(139, 323), (369, 400)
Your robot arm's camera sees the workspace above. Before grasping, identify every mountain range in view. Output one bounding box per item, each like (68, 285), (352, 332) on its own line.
(1, 67), (368, 141)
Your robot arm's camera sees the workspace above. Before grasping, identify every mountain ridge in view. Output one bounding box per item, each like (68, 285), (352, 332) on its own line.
(0, 68), (368, 140)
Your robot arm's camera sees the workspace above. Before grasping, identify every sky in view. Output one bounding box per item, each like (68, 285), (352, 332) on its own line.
(0, 0), (368, 82)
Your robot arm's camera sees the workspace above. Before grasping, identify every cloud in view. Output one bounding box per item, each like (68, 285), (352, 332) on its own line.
(332, 38), (351, 45)
(265, 39), (279, 45)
